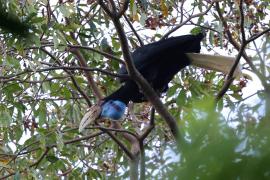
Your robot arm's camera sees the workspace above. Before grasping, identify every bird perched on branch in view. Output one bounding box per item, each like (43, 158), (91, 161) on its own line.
(79, 33), (241, 132)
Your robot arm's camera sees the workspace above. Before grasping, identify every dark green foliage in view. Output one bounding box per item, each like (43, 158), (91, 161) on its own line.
(0, 1), (30, 37)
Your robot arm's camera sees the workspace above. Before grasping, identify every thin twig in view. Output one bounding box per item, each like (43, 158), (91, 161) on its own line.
(86, 125), (139, 139)
(239, 0), (246, 43)
(41, 48), (92, 106)
(139, 108), (155, 141)
(162, 0), (220, 39)
(123, 15), (144, 46)
(117, 0), (129, 18)
(29, 148), (50, 168)
(246, 28), (270, 43)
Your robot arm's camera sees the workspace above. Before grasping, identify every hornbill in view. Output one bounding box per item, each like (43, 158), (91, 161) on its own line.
(79, 33), (241, 132)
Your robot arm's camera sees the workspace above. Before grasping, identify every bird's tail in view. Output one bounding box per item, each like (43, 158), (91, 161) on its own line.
(186, 53), (242, 78)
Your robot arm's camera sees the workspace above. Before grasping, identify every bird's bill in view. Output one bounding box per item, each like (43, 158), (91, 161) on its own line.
(79, 104), (101, 133)
(186, 53), (242, 78)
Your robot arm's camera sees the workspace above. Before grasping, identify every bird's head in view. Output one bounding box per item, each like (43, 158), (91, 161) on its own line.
(100, 100), (126, 120)
(79, 100), (126, 133)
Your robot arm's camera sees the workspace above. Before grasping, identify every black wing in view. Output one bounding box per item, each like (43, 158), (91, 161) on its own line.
(104, 34), (204, 104)
(118, 33), (204, 82)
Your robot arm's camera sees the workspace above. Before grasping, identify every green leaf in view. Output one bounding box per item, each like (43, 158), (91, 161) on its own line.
(190, 27), (202, 35)
(6, 55), (20, 68)
(56, 132), (64, 151)
(14, 171), (20, 180)
(176, 90), (186, 106)
(46, 155), (59, 163)
(14, 125), (23, 142)
(53, 33), (59, 49)
(13, 102), (26, 113)
(4, 83), (22, 95)
(167, 85), (179, 97)
(0, 108), (12, 128)
(32, 17), (45, 24)
(38, 101), (47, 126)
(112, 37), (120, 50)
(59, 4), (72, 18)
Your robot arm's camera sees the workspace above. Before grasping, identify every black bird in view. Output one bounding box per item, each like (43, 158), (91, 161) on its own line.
(79, 33), (241, 132)
(0, 4), (30, 37)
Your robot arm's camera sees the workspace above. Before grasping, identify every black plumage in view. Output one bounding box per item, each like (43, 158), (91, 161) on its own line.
(103, 33), (204, 104)
(79, 33), (240, 131)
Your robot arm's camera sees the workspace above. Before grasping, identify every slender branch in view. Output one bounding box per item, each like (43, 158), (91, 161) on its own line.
(162, 0), (219, 39)
(113, 17), (181, 141)
(19, 132), (104, 156)
(179, 0), (186, 23)
(69, 48), (103, 100)
(86, 125), (139, 139)
(216, 0), (248, 100)
(0, 173), (14, 180)
(1, 76), (70, 83)
(41, 48), (92, 106)
(215, 2), (270, 99)
(139, 142), (145, 180)
(98, 0), (114, 17)
(0, 65), (129, 81)
(124, 15), (144, 46)
(24, 43), (125, 64)
(215, 1), (266, 86)
(246, 27), (270, 43)
(111, 121), (140, 155)
(187, 21), (221, 34)
(57, 167), (73, 177)
(67, 44), (125, 64)
(216, 71), (236, 100)
(117, 0), (129, 18)
(109, 0), (118, 16)
(29, 148), (50, 168)
(139, 108), (155, 141)
(103, 128), (135, 160)
(239, 0), (246, 43)
(234, 90), (263, 104)
(98, 0), (143, 159)
(64, 131), (103, 144)
(20, 96), (88, 103)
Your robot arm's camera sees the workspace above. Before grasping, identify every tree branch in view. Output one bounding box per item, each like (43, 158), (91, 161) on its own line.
(41, 48), (92, 106)
(101, 126), (135, 160)
(215, 2), (266, 85)
(69, 48), (103, 100)
(67, 44), (125, 64)
(123, 14), (144, 46)
(139, 108), (155, 141)
(29, 148), (50, 168)
(98, 1), (181, 142)
(215, 2), (270, 100)
(246, 27), (270, 43)
(162, 0), (219, 39)
(0, 65), (129, 81)
(86, 125), (139, 139)
(117, 0), (129, 18)
(239, 0), (246, 43)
